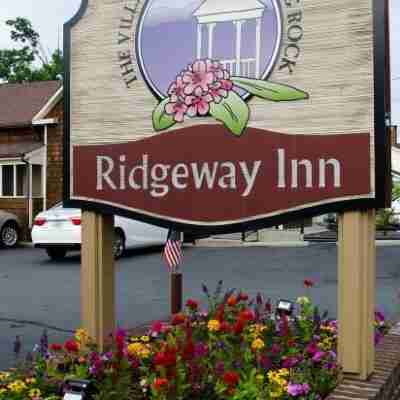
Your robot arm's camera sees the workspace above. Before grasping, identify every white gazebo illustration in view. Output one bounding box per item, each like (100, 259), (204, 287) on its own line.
(194, 0), (266, 78)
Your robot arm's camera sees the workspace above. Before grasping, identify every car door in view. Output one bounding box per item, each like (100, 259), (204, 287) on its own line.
(115, 216), (167, 248)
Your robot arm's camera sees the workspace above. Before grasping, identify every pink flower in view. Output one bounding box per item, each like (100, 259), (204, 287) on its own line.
(165, 100), (188, 122)
(312, 351), (325, 362)
(209, 82), (228, 104)
(183, 60), (215, 95)
(168, 76), (186, 102)
(220, 79), (234, 91)
(206, 59), (225, 80)
(185, 93), (213, 117)
(287, 383), (304, 397)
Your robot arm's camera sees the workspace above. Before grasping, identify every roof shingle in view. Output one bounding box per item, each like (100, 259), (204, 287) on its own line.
(0, 80), (61, 129)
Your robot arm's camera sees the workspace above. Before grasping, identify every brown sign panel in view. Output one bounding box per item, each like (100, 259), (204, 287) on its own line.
(64, 0), (389, 232)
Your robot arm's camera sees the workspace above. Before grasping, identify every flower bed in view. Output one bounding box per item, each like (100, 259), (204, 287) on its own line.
(0, 282), (390, 400)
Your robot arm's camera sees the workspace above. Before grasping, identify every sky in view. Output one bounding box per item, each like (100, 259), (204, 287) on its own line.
(0, 0), (399, 125)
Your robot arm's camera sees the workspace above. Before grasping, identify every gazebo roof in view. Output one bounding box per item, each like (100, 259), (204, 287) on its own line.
(194, 0), (266, 17)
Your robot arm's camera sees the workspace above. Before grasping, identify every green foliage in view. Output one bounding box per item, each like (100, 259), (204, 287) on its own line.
(209, 91), (250, 136)
(392, 181), (400, 202)
(0, 18), (63, 83)
(152, 98), (176, 131)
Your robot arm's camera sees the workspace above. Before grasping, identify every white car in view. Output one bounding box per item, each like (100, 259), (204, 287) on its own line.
(32, 203), (168, 260)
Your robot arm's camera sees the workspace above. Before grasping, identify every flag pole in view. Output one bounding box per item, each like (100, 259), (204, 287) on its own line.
(170, 271), (183, 315)
(164, 230), (184, 315)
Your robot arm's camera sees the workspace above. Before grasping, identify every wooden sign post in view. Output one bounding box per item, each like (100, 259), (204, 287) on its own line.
(338, 210), (376, 379)
(81, 211), (115, 349)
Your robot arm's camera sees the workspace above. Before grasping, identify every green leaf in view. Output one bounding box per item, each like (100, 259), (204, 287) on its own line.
(231, 77), (309, 102)
(152, 98), (176, 131)
(210, 91), (250, 136)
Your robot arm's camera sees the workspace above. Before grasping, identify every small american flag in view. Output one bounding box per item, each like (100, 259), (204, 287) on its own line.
(163, 230), (183, 273)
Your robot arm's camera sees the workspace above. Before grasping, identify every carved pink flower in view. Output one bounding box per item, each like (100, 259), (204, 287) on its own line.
(165, 100), (188, 122)
(185, 93), (213, 117)
(220, 79), (234, 91)
(206, 60), (225, 80)
(209, 82), (228, 104)
(168, 76), (186, 102)
(183, 60), (215, 95)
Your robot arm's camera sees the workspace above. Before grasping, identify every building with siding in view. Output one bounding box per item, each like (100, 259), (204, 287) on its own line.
(0, 81), (63, 239)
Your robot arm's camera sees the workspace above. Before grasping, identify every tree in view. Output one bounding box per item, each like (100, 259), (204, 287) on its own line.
(0, 18), (63, 83)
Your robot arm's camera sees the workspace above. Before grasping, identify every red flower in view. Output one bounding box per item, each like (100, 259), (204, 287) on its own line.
(223, 371), (240, 387)
(220, 321), (232, 333)
(215, 304), (225, 322)
(50, 343), (62, 352)
(239, 309), (254, 322)
(64, 340), (79, 353)
(233, 319), (245, 335)
(227, 295), (238, 307)
(186, 299), (199, 310)
(182, 340), (195, 361)
(154, 347), (177, 367)
(171, 313), (186, 325)
(238, 292), (249, 302)
(153, 378), (169, 392)
(304, 279), (315, 288)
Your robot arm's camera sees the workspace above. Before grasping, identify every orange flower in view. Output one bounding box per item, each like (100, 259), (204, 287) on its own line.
(153, 378), (169, 392)
(171, 313), (186, 325)
(227, 295), (238, 307)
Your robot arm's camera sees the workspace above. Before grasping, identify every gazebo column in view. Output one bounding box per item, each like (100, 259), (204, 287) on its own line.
(255, 18), (262, 78)
(197, 24), (203, 59)
(234, 20), (245, 76)
(207, 23), (216, 59)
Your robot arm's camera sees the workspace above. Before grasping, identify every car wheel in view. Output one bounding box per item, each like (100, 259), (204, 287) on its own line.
(46, 248), (67, 261)
(0, 222), (19, 248)
(113, 229), (126, 259)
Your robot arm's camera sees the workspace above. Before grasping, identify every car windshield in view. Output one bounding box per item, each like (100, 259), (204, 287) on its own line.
(51, 202), (63, 210)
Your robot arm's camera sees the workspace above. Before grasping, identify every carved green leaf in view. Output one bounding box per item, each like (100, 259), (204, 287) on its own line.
(210, 91), (250, 136)
(152, 98), (176, 131)
(231, 77), (309, 102)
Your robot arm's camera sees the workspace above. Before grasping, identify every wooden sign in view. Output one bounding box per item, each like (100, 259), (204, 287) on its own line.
(64, 0), (390, 232)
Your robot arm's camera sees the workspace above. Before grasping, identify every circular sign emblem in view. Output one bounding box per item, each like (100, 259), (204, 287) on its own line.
(137, 0), (283, 100)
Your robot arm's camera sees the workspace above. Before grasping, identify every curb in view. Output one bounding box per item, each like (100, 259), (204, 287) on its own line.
(188, 239), (309, 248)
(189, 239), (400, 249)
(327, 323), (400, 400)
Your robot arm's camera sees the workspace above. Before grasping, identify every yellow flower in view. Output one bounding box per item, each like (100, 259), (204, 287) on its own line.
(0, 372), (10, 381)
(127, 342), (151, 359)
(251, 338), (265, 351)
(208, 319), (221, 332)
(296, 296), (310, 306)
(29, 388), (41, 398)
(140, 335), (150, 343)
(277, 368), (289, 377)
(8, 380), (27, 393)
(319, 337), (334, 351)
(270, 387), (284, 398)
(75, 328), (89, 343)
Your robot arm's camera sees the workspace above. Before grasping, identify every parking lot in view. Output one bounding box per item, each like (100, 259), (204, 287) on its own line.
(0, 243), (400, 369)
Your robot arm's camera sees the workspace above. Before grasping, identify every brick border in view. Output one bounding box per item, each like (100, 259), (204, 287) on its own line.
(327, 323), (400, 400)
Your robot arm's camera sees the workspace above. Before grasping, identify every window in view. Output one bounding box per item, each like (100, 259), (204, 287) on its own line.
(32, 165), (43, 197)
(1, 165), (14, 196)
(16, 165), (27, 196)
(0, 164), (32, 198)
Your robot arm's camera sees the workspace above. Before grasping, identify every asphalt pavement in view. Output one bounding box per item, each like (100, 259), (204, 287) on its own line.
(0, 244), (400, 369)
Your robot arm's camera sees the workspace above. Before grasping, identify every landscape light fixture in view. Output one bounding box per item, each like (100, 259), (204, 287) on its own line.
(276, 299), (294, 317)
(63, 379), (94, 400)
